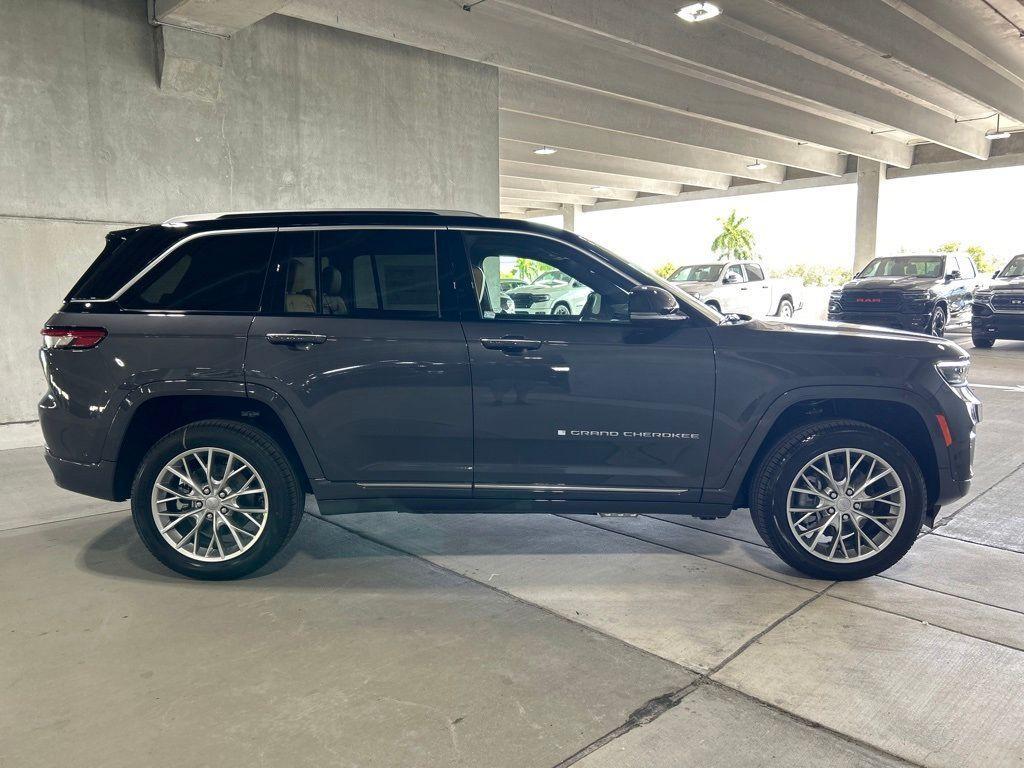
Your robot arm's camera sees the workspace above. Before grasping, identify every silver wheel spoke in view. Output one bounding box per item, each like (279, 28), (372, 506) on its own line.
(787, 448), (905, 564)
(151, 447), (269, 563)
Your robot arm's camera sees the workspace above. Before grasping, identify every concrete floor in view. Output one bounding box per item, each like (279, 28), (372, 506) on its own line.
(2, 334), (1022, 767)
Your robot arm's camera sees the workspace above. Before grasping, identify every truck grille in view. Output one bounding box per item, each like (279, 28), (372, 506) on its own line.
(510, 293), (539, 308)
(840, 292), (902, 312)
(992, 292), (1024, 313)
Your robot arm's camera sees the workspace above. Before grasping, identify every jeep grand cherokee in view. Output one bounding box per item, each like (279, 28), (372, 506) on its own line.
(41, 210), (980, 581)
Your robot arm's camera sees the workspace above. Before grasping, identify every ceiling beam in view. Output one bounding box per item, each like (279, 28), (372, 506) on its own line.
(500, 176), (637, 202)
(154, 0), (288, 35)
(499, 198), (563, 211)
(885, 0), (1024, 90)
(499, 160), (684, 196)
(499, 189), (599, 205)
(282, 0), (912, 166)
(772, 0), (1024, 123)
(500, 72), (850, 174)
(500, 139), (734, 189)
(496, 0), (990, 159)
(500, 112), (794, 182)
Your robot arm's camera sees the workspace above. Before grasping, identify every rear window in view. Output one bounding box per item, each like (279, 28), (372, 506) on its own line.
(66, 226), (176, 301)
(119, 232), (275, 312)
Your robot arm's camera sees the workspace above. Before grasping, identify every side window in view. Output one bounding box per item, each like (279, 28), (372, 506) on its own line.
(319, 230), (439, 318)
(262, 230), (317, 315)
(460, 231), (629, 322)
(744, 264), (765, 281)
(120, 232), (274, 312)
(958, 255), (976, 279)
(725, 264), (746, 283)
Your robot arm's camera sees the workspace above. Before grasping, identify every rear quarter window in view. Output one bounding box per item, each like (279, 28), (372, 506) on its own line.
(66, 226), (175, 301)
(119, 232), (275, 312)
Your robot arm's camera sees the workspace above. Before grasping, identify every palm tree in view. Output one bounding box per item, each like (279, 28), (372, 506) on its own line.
(711, 210), (756, 261)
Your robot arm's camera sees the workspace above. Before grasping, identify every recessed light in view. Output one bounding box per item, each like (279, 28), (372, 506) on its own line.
(676, 2), (721, 23)
(746, 159), (767, 171)
(533, 146), (557, 155)
(590, 185), (612, 194)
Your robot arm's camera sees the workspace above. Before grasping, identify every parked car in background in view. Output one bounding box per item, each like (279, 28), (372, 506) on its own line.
(507, 268), (592, 316)
(972, 253), (1024, 347)
(828, 253), (980, 337)
(668, 260), (802, 318)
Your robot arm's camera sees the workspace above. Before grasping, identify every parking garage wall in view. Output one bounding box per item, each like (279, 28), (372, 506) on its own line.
(0, 0), (499, 425)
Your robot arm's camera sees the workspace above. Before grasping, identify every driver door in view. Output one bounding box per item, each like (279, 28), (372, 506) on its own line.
(450, 229), (715, 500)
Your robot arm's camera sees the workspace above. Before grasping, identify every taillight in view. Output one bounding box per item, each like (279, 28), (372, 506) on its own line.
(41, 327), (107, 349)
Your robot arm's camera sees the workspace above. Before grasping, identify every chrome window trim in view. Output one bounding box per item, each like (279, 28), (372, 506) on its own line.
(69, 227), (279, 303)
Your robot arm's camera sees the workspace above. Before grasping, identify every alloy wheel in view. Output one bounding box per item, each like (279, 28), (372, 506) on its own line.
(786, 448), (906, 563)
(150, 447), (269, 562)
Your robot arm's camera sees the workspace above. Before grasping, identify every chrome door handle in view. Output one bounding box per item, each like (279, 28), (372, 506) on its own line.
(481, 337), (543, 352)
(266, 332), (327, 346)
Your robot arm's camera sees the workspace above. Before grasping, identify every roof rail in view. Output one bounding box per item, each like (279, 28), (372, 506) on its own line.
(161, 209), (483, 225)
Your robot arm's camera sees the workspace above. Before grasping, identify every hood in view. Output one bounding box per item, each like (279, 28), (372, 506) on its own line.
(672, 280), (717, 294)
(510, 282), (566, 296)
(841, 276), (940, 291)
(989, 275), (1024, 291)
(718, 317), (967, 360)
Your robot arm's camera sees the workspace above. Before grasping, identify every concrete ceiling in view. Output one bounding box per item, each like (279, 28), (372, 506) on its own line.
(159, 0), (1024, 216)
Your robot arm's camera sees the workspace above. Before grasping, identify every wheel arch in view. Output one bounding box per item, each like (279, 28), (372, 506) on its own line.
(105, 384), (322, 501)
(706, 388), (945, 514)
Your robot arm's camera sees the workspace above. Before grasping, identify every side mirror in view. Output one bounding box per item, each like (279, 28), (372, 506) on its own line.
(993, 270), (1001, 278)
(723, 272), (742, 284)
(946, 270), (961, 282)
(628, 285), (686, 322)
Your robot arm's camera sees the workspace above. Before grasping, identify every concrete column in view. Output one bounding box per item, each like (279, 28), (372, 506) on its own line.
(561, 203), (582, 232)
(853, 157), (884, 272)
(156, 25), (226, 102)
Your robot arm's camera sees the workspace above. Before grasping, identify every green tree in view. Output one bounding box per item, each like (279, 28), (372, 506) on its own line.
(936, 241), (997, 273)
(654, 262), (679, 279)
(711, 210), (756, 261)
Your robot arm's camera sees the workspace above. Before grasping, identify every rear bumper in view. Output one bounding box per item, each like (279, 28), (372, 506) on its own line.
(44, 451), (119, 501)
(972, 310), (1024, 340)
(827, 311), (930, 333)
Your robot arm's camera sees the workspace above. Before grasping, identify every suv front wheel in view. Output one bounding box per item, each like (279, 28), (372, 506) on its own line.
(750, 419), (926, 580)
(131, 420), (304, 580)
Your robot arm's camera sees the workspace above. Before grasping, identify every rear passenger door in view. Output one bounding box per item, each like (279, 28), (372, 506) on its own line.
(742, 263), (772, 316)
(245, 227), (473, 499)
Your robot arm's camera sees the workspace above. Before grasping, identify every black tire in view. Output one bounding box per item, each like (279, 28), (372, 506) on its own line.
(131, 419), (304, 580)
(749, 419), (926, 580)
(776, 298), (794, 319)
(928, 306), (947, 337)
(551, 301), (572, 316)
(972, 334), (995, 349)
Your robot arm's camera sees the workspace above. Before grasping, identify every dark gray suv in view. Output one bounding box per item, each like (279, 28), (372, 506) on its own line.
(41, 210), (980, 581)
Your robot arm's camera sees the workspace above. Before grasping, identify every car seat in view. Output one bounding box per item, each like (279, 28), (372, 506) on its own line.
(321, 265), (349, 315)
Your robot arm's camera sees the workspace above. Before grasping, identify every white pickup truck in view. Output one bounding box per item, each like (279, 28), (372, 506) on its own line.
(668, 260), (803, 318)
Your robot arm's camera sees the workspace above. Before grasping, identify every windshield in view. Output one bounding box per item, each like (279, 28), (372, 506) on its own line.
(858, 256), (945, 279)
(670, 264), (723, 282)
(531, 270), (571, 286)
(1001, 255), (1024, 278)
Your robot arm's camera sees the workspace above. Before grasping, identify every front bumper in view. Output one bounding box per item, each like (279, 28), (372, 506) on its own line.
(972, 309), (1024, 340)
(44, 451), (120, 501)
(827, 311), (930, 333)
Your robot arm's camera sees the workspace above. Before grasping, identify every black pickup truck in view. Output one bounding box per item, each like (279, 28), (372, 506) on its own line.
(972, 254), (1024, 348)
(828, 253), (981, 337)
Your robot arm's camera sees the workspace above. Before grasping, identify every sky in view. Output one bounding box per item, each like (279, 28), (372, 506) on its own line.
(532, 164), (1024, 274)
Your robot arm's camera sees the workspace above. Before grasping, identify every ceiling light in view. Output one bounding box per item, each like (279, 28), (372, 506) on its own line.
(591, 185), (612, 194)
(533, 146), (557, 155)
(746, 159), (767, 170)
(676, 2), (721, 23)
(985, 114), (1011, 141)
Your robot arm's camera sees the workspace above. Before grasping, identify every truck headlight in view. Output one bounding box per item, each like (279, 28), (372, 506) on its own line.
(935, 360), (970, 386)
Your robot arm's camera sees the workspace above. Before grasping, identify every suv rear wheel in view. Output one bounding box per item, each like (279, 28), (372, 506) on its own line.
(750, 419), (926, 580)
(131, 420), (304, 580)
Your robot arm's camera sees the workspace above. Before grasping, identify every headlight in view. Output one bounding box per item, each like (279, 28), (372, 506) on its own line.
(902, 290), (930, 309)
(531, 294), (549, 302)
(935, 359), (970, 386)
(974, 289), (992, 304)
